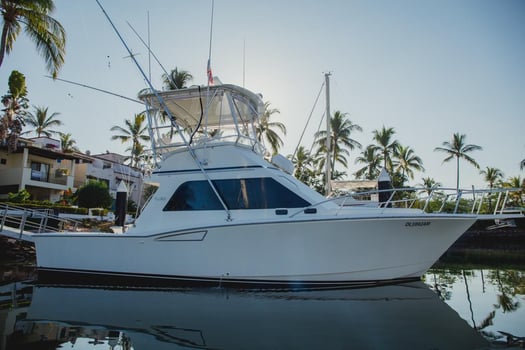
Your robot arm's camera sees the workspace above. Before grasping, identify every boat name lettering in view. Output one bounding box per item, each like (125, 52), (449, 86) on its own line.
(405, 221), (431, 227)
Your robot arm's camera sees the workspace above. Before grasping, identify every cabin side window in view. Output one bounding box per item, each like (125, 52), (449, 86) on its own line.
(163, 178), (310, 211)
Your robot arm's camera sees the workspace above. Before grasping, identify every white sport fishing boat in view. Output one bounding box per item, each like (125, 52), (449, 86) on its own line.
(29, 82), (486, 288)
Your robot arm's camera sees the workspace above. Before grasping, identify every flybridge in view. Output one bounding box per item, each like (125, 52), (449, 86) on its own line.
(139, 83), (266, 157)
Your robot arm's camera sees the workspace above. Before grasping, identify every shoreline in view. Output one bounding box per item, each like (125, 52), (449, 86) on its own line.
(438, 217), (525, 267)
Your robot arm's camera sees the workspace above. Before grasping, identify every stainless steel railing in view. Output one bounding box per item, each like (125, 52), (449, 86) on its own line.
(0, 203), (82, 239)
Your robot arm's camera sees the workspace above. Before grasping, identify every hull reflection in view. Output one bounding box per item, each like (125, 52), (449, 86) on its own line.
(4, 282), (488, 349)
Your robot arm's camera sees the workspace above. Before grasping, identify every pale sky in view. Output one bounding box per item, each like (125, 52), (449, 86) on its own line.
(1, 0), (523, 189)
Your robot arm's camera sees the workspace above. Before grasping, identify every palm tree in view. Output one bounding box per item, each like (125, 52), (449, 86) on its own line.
(23, 105), (62, 137)
(419, 177), (442, 196)
(315, 111), (362, 174)
(480, 167), (503, 189)
(162, 67), (193, 90)
(434, 133), (482, 191)
(110, 113), (150, 168)
(502, 176), (524, 207)
(291, 145), (319, 186)
(521, 157), (525, 171)
(0, 70), (28, 152)
(58, 132), (78, 152)
(256, 101), (286, 155)
(480, 167), (504, 212)
(394, 145), (425, 181)
(372, 126), (399, 172)
(354, 144), (383, 180)
(124, 142), (150, 169)
(0, 0), (66, 78)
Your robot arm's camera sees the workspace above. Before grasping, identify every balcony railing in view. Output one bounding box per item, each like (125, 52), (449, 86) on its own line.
(24, 167), (71, 187)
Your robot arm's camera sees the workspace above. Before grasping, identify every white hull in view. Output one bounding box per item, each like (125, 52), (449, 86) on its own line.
(33, 215), (474, 287)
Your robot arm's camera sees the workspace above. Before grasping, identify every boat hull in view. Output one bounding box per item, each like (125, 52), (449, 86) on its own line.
(33, 215), (475, 288)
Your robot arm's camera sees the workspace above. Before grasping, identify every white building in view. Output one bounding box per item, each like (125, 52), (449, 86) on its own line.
(0, 138), (145, 206)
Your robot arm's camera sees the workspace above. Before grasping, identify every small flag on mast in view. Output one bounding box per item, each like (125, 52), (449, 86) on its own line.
(207, 59), (214, 85)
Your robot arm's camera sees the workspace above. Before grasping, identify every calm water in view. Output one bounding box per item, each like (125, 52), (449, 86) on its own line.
(0, 266), (523, 349)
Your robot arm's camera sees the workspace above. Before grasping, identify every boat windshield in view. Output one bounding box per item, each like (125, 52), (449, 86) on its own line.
(139, 84), (265, 156)
(163, 177), (311, 211)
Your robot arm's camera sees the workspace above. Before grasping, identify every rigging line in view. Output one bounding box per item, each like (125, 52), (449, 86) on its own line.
(310, 111), (325, 155)
(147, 11), (151, 82)
(95, 0), (232, 220)
(292, 80), (325, 161)
(46, 76), (142, 104)
(126, 21), (174, 88)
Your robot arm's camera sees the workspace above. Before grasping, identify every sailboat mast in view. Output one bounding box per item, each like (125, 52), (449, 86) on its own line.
(325, 72), (332, 195)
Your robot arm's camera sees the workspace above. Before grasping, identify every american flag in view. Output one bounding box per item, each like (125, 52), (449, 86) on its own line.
(207, 59), (214, 85)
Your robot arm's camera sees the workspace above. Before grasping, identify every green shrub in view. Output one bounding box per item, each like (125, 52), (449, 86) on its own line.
(7, 189), (31, 202)
(76, 180), (113, 209)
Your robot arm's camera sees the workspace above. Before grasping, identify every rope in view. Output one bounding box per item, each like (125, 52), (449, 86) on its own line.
(292, 80), (325, 160)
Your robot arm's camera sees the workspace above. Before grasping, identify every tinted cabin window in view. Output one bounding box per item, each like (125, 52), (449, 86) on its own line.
(163, 178), (310, 211)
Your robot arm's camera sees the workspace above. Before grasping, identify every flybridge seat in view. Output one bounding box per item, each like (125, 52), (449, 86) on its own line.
(139, 83), (266, 156)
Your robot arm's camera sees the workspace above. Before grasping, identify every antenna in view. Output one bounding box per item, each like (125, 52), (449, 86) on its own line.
(243, 38), (246, 88)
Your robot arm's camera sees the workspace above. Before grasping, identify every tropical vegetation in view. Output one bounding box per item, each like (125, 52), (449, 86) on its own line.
(0, 70), (28, 151)
(58, 132), (79, 152)
(256, 101), (286, 155)
(0, 0), (66, 78)
(354, 145), (383, 180)
(502, 176), (524, 207)
(480, 167), (504, 190)
(22, 105), (62, 137)
(314, 110), (362, 176)
(393, 145), (425, 182)
(162, 67), (193, 90)
(434, 133), (482, 191)
(290, 145), (323, 192)
(372, 126), (399, 173)
(76, 180), (113, 209)
(110, 112), (150, 168)
(419, 177), (442, 196)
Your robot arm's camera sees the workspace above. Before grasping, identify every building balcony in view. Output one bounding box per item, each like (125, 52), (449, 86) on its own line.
(23, 167), (73, 190)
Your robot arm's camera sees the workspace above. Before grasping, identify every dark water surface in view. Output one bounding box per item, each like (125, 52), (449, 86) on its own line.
(0, 265), (523, 349)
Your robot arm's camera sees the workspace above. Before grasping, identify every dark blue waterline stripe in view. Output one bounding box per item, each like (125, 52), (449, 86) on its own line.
(36, 267), (420, 290)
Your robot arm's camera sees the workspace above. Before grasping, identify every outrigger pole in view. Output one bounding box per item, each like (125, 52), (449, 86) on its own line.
(46, 76), (143, 105)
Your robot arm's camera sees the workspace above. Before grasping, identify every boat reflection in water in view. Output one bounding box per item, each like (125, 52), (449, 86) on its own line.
(3, 282), (489, 350)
